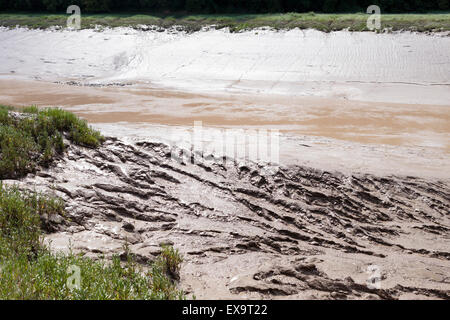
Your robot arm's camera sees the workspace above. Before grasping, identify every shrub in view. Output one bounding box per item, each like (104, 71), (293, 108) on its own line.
(156, 245), (184, 280)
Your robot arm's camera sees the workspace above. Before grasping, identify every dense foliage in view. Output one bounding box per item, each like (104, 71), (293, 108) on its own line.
(0, 0), (448, 13)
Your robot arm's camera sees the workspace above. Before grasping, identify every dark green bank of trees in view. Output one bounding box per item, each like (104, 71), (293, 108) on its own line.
(0, 0), (449, 13)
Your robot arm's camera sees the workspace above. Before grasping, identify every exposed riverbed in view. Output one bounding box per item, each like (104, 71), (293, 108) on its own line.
(0, 26), (449, 299)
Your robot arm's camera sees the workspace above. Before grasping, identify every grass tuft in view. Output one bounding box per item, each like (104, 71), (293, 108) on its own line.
(156, 245), (184, 280)
(0, 105), (105, 179)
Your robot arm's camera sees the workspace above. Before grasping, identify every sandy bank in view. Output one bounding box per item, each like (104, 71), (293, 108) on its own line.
(1, 27), (449, 104)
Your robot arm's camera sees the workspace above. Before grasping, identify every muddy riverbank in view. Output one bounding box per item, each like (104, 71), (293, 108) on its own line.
(1, 26), (449, 299)
(1, 27), (449, 179)
(4, 136), (449, 299)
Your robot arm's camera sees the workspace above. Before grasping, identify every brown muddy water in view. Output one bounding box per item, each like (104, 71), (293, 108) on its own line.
(0, 78), (449, 178)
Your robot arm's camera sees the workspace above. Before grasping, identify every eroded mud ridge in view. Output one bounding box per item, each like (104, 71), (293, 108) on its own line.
(9, 138), (450, 300)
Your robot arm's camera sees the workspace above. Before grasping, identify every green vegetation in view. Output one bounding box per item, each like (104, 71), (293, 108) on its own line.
(0, 0), (449, 14)
(0, 106), (184, 300)
(157, 245), (184, 280)
(0, 183), (185, 299)
(0, 184), (63, 257)
(0, 12), (449, 32)
(1, 1), (448, 31)
(0, 105), (104, 179)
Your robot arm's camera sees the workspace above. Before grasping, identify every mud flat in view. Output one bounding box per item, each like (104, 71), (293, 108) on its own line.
(1, 27), (449, 104)
(0, 27), (449, 178)
(3, 137), (449, 299)
(1, 27), (449, 299)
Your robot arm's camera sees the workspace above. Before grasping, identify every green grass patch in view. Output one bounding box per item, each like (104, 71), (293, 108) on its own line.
(156, 245), (184, 280)
(0, 183), (185, 300)
(0, 105), (104, 179)
(0, 12), (449, 32)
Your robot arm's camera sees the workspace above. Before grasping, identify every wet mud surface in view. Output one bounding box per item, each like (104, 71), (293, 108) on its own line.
(1, 27), (449, 299)
(5, 137), (449, 300)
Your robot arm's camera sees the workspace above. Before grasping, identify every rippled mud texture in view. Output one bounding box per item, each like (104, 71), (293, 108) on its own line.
(5, 137), (449, 300)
